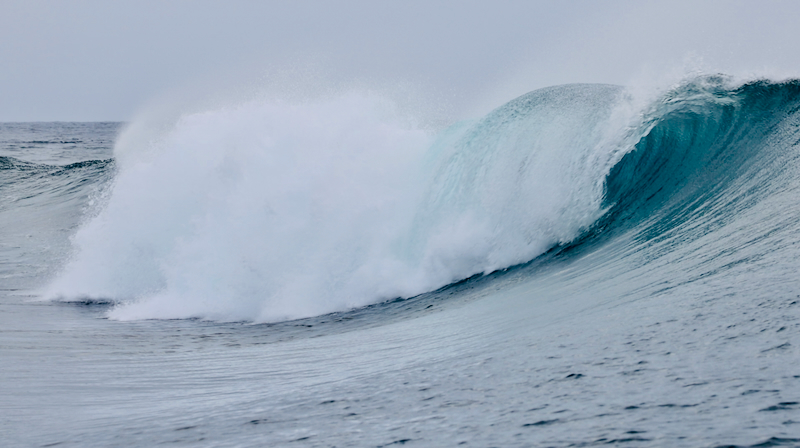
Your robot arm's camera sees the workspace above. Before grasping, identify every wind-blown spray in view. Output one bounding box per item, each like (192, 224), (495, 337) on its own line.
(46, 85), (636, 322)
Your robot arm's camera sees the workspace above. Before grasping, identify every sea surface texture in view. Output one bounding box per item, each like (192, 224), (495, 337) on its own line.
(2, 77), (799, 447)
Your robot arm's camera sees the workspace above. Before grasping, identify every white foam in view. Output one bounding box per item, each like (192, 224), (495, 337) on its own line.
(45, 87), (633, 322)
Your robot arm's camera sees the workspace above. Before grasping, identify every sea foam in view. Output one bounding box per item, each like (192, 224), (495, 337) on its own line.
(46, 87), (628, 322)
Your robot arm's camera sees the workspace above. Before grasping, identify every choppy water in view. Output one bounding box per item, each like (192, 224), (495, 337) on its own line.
(2, 77), (799, 447)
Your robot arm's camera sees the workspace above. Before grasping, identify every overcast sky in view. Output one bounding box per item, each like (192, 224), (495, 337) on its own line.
(2, 0), (800, 121)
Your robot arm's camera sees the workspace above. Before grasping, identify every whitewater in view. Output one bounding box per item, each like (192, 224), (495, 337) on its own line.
(1, 75), (799, 447)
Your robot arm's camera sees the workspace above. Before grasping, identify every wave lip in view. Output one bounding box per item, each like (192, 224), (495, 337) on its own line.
(602, 77), (800, 236)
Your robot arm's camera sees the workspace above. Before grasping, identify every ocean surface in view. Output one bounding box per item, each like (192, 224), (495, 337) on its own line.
(2, 76), (799, 447)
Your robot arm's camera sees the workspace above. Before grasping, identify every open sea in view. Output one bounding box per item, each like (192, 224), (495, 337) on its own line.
(1, 76), (799, 447)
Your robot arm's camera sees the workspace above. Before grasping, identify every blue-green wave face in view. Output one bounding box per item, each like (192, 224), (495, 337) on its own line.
(604, 78), (800, 236)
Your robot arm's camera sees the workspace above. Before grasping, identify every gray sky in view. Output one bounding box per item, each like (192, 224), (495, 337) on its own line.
(2, 0), (800, 121)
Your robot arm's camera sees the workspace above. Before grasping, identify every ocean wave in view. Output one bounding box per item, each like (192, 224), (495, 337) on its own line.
(41, 76), (800, 323)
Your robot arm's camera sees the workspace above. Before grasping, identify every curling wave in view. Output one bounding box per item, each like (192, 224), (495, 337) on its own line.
(42, 76), (800, 323)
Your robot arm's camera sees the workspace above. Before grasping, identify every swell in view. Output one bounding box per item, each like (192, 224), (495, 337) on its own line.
(0, 155), (114, 174)
(0, 156), (115, 209)
(0, 156), (115, 289)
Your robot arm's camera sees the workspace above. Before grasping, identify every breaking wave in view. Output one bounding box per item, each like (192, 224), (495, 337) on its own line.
(40, 76), (800, 323)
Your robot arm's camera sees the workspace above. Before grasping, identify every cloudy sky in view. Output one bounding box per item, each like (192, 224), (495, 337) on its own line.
(2, 0), (799, 121)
